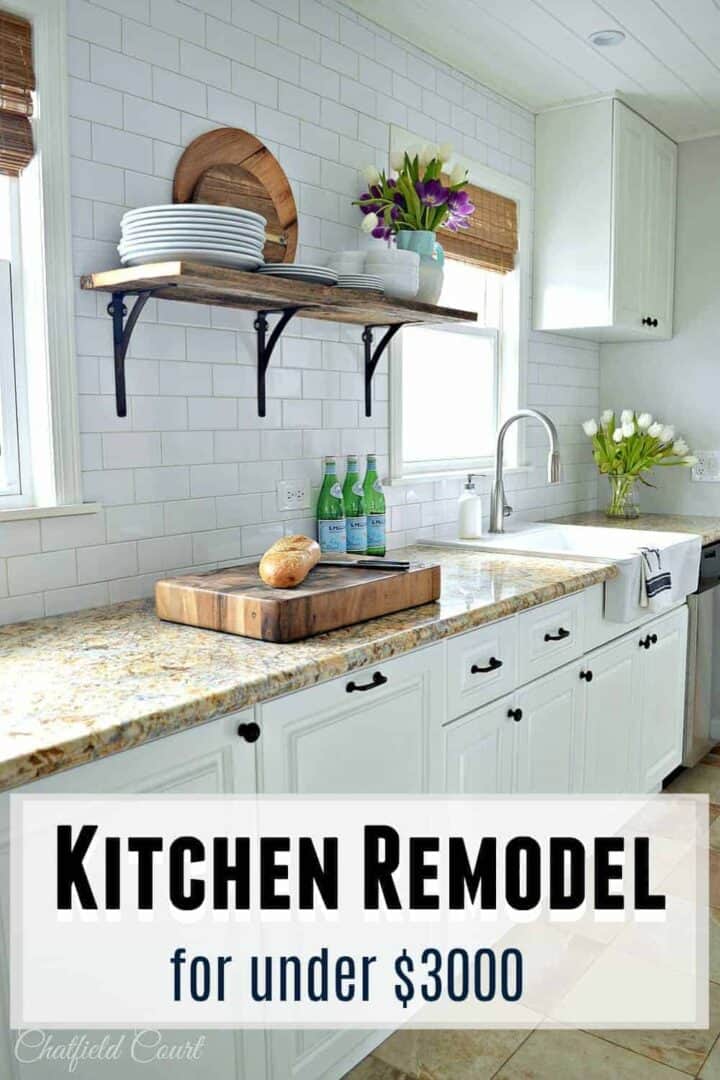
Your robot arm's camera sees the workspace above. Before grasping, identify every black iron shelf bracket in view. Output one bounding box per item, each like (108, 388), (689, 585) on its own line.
(362, 324), (403, 418)
(106, 289), (155, 417)
(255, 307), (300, 417)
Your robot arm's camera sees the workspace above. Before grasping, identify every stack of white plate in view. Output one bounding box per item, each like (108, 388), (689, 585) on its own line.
(118, 204), (267, 269)
(257, 264), (338, 285)
(337, 274), (384, 292)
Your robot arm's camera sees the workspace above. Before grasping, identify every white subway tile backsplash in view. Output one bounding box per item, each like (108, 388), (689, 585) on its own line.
(8, 550), (77, 596)
(44, 582), (110, 617)
(78, 541), (139, 583)
(137, 533), (193, 572)
(190, 463), (239, 496)
(4, 0), (599, 626)
(192, 527), (242, 563)
(106, 503), (164, 542)
(103, 432), (162, 469)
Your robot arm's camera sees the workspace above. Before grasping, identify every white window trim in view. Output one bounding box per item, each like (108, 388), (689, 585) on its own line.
(388, 126), (532, 482)
(1, 0), (82, 516)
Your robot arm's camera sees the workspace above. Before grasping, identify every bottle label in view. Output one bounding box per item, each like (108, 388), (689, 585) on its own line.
(367, 513), (385, 550)
(346, 516), (367, 553)
(330, 482), (342, 499)
(351, 480), (364, 497)
(318, 520), (346, 553)
(372, 478), (383, 494)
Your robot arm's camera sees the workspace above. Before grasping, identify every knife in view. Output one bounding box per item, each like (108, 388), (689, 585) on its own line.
(317, 559), (411, 571)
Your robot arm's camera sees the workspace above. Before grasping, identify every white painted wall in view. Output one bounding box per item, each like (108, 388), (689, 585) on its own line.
(0, 0), (599, 624)
(601, 134), (720, 514)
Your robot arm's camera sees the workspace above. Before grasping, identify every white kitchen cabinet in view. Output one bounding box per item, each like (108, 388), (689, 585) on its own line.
(258, 645), (444, 1080)
(444, 693), (516, 793)
(535, 97), (677, 341)
(516, 664), (583, 794)
(0, 712), (265, 1080)
(576, 634), (639, 793)
(258, 645), (445, 795)
(636, 605), (688, 791)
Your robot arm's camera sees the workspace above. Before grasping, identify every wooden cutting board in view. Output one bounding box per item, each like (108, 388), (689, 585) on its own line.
(155, 561), (442, 643)
(172, 127), (298, 264)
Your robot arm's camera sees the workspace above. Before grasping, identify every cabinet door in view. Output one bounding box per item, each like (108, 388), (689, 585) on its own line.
(259, 648), (443, 1080)
(0, 713), (265, 1080)
(258, 646), (445, 795)
(578, 634), (640, 793)
(612, 100), (648, 331)
(642, 125), (677, 336)
(515, 664), (583, 794)
(444, 694), (516, 794)
(637, 606), (688, 791)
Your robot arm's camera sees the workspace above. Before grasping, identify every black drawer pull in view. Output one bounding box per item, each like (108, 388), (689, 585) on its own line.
(471, 657), (503, 674)
(237, 721), (261, 743)
(346, 671), (388, 693)
(579, 669), (593, 682)
(544, 627), (570, 642)
(639, 633), (658, 650)
(507, 708), (523, 722)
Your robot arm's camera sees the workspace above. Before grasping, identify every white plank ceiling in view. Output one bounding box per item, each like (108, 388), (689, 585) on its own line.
(346, 0), (720, 140)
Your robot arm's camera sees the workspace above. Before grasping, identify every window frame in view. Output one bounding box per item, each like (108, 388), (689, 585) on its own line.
(0, 0), (80, 513)
(388, 128), (532, 483)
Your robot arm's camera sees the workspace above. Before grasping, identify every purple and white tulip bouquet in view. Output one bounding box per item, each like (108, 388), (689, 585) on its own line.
(353, 143), (474, 239)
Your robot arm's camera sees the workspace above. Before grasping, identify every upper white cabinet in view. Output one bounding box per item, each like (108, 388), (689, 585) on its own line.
(534, 98), (677, 341)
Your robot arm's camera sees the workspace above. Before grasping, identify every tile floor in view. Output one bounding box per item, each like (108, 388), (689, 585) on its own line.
(346, 756), (720, 1080)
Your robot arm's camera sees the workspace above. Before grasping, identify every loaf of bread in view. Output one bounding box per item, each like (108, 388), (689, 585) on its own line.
(259, 535), (321, 589)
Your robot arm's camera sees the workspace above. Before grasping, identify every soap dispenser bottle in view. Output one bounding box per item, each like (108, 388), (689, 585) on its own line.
(458, 474), (484, 539)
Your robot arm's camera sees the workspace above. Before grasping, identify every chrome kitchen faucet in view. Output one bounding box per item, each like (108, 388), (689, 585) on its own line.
(490, 409), (561, 533)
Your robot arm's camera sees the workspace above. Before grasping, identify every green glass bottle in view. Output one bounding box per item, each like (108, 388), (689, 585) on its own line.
(316, 457), (346, 553)
(363, 453), (386, 556)
(342, 454), (367, 554)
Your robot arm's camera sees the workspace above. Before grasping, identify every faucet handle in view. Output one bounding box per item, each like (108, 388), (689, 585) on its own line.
(504, 503), (513, 518)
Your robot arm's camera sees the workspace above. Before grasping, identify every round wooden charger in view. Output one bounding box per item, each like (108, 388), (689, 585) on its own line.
(172, 127), (298, 264)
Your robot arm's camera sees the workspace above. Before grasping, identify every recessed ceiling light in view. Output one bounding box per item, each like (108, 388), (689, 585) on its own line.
(589, 29), (626, 46)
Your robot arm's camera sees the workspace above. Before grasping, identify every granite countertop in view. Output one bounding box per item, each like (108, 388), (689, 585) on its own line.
(0, 546), (617, 792)
(551, 510), (720, 545)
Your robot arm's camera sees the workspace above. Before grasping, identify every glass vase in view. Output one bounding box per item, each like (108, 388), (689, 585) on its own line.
(606, 474), (640, 519)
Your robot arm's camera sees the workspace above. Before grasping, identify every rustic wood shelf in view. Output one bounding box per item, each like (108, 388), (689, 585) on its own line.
(81, 260), (478, 418)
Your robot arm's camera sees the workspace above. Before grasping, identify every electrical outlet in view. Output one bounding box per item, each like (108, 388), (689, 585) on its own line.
(277, 478), (311, 511)
(692, 452), (720, 482)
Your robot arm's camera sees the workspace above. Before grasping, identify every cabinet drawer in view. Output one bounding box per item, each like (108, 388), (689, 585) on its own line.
(446, 618), (517, 720)
(517, 593), (584, 684)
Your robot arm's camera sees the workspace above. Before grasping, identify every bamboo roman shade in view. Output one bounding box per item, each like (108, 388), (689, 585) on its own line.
(0, 9), (34, 177)
(442, 180), (518, 273)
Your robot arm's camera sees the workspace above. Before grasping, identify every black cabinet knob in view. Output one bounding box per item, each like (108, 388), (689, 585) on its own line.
(650, 633), (658, 644)
(580, 669), (593, 682)
(651, 318), (658, 327)
(471, 657), (503, 674)
(544, 627), (570, 642)
(507, 708), (523, 722)
(237, 721), (261, 743)
(640, 635), (651, 650)
(642, 316), (651, 326)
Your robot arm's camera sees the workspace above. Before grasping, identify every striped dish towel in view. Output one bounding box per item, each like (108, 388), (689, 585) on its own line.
(639, 546), (673, 609)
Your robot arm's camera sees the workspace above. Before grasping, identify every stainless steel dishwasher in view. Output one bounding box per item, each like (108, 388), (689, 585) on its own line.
(685, 540), (720, 765)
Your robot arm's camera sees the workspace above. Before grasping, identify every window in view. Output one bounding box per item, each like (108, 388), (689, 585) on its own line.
(0, 1), (81, 514)
(0, 173), (29, 502)
(397, 260), (502, 475)
(388, 133), (530, 482)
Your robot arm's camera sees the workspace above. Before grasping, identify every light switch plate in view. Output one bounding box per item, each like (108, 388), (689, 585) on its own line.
(277, 478), (311, 511)
(692, 452), (720, 482)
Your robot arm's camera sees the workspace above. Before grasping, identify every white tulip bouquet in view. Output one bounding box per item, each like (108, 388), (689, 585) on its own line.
(581, 410), (697, 516)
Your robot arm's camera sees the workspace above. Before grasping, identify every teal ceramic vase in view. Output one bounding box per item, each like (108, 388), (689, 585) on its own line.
(396, 230), (445, 304)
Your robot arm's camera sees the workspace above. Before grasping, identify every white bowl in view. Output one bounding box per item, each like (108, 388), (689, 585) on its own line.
(325, 250), (366, 272)
(366, 250), (419, 267)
